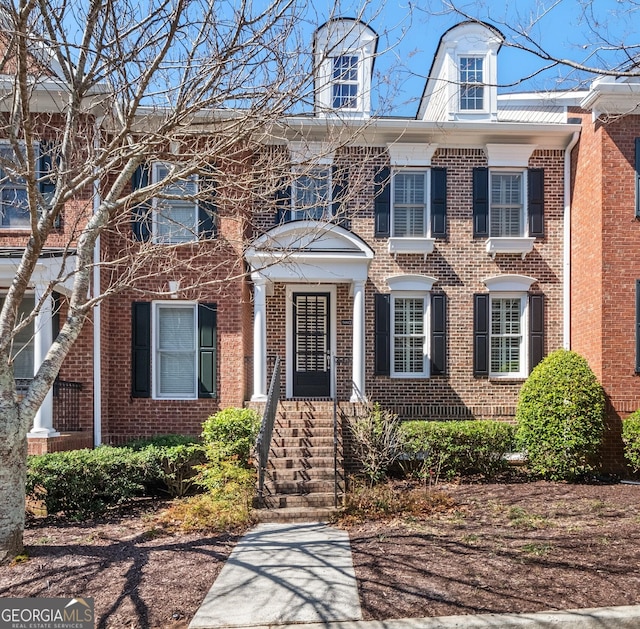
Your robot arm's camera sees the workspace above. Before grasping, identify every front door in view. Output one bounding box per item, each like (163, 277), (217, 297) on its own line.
(293, 292), (331, 397)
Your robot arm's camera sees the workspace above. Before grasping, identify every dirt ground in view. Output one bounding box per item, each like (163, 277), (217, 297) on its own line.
(2, 482), (640, 628)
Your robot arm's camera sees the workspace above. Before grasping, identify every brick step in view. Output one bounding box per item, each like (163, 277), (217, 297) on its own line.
(255, 506), (336, 523)
(265, 479), (336, 494)
(261, 492), (337, 509)
(277, 402), (336, 412)
(273, 426), (336, 438)
(265, 467), (336, 482)
(271, 436), (335, 448)
(268, 456), (337, 469)
(275, 416), (334, 427)
(268, 446), (335, 458)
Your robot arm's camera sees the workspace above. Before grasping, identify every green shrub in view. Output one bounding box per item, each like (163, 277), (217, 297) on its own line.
(27, 447), (153, 518)
(127, 435), (205, 497)
(516, 349), (605, 480)
(348, 403), (405, 485)
(201, 408), (260, 467)
(622, 411), (640, 474)
(401, 420), (516, 479)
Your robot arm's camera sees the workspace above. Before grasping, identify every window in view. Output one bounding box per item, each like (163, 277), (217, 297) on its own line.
(0, 145), (29, 229)
(152, 163), (198, 243)
(392, 170), (427, 237)
(131, 301), (217, 399)
(332, 55), (359, 110)
(490, 171), (523, 237)
(459, 57), (484, 111)
(1, 295), (35, 378)
(392, 295), (427, 377)
(490, 295), (524, 376)
(292, 167), (332, 221)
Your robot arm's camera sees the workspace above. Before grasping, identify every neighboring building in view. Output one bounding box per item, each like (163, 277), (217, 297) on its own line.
(570, 75), (640, 470)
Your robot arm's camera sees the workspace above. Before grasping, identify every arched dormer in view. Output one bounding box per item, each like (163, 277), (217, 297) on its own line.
(418, 21), (504, 122)
(313, 18), (378, 118)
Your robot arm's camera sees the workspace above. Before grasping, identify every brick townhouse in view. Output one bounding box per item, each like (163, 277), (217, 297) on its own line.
(5, 19), (620, 479)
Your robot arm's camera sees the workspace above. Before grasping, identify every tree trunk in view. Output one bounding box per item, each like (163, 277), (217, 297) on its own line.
(0, 406), (28, 566)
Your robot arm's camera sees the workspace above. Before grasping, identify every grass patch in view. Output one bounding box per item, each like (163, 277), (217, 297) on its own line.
(521, 542), (553, 556)
(507, 506), (550, 530)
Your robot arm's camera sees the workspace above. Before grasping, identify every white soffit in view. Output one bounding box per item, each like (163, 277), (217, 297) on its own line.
(482, 274), (537, 292)
(485, 143), (537, 167)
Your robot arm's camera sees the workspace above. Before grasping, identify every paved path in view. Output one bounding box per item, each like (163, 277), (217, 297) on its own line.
(189, 522), (361, 628)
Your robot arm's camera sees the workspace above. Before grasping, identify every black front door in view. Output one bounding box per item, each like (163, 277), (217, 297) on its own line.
(293, 293), (331, 397)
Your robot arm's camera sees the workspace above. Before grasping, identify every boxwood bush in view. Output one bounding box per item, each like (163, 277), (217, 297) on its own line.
(401, 420), (516, 479)
(516, 349), (605, 480)
(622, 411), (640, 474)
(201, 407), (260, 466)
(27, 446), (154, 518)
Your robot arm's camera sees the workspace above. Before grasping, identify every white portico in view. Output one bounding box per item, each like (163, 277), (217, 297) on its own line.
(245, 221), (373, 403)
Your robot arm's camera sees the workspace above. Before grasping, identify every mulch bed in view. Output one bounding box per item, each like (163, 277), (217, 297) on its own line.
(2, 482), (640, 627)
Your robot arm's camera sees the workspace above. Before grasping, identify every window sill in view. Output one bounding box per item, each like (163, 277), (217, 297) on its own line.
(489, 375), (526, 382)
(485, 237), (535, 260)
(388, 237), (435, 258)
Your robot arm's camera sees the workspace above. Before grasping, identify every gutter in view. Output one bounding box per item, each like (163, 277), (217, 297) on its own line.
(564, 130), (580, 350)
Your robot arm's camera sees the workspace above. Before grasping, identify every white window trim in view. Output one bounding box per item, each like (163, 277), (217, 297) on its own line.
(388, 167), (435, 257)
(489, 291), (528, 380)
(457, 54), (488, 114)
(391, 291), (431, 379)
(151, 162), (199, 244)
(486, 168), (535, 259)
(152, 301), (198, 400)
(0, 140), (37, 230)
(331, 54), (361, 112)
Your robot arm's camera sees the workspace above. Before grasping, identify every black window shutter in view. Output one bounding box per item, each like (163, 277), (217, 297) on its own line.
(198, 303), (217, 398)
(473, 167), (489, 237)
(374, 166), (390, 237)
(131, 163), (151, 242)
(473, 293), (489, 376)
(431, 292), (447, 375)
(528, 168), (545, 237)
(374, 293), (390, 375)
(635, 139), (640, 219)
(430, 167), (447, 238)
(275, 178), (292, 224)
(51, 291), (61, 339)
(39, 142), (61, 228)
(131, 302), (151, 398)
(199, 175), (217, 239)
(636, 280), (640, 373)
(529, 293), (545, 372)
(332, 165), (347, 221)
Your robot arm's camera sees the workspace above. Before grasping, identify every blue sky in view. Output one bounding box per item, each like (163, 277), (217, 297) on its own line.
(310, 0), (639, 116)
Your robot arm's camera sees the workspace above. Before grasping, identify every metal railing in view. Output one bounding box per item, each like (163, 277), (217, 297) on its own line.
(332, 355), (354, 507)
(15, 377), (83, 432)
(255, 355), (281, 507)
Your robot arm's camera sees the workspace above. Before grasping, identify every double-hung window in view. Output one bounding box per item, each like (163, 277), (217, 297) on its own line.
(0, 144), (29, 229)
(392, 170), (428, 237)
(152, 163), (198, 243)
(490, 295), (525, 377)
(292, 166), (332, 221)
(332, 55), (359, 110)
(1, 294), (34, 378)
(490, 171), (524, 237)
(459, 56), (484, 111)
(392, 294), (428, 377)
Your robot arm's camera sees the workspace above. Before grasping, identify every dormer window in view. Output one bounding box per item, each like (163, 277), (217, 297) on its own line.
(459, 57), (484, 111)
(332, 55), (359, 109)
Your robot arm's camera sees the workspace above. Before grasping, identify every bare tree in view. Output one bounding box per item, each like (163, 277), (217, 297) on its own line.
(0, 0), (403, 563)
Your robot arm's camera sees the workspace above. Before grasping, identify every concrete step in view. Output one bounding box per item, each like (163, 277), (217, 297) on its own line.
(271, 436), (335, 448)
(262, 492), (337, 509)
(254, 506), (337, 523)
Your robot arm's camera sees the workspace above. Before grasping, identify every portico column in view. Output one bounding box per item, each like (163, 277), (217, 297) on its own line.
(29, 286), (58, 437)
(351, 280), (366, 402)
(251, 277), (268, 401)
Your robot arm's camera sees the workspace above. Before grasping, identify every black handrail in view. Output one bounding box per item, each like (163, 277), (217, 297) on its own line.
(255, 355), (281, 507)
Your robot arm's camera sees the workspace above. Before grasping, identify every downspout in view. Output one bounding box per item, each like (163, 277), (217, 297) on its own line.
(564, 131), (580, 350)
(93, 117), (104, 447)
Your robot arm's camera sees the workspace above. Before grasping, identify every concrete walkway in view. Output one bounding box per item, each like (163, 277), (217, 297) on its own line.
(190, 522), (640, 629)
(189, 522), (362, 628)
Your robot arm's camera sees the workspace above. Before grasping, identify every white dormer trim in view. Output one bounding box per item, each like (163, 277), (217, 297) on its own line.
(482, 274), (537, 292)
(288, 141), (335, 165)
(314, 19), (378, 118)
(387, 143), (438, 167)
(387, 274), (437, 292)
(485, 144), (537, 167)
